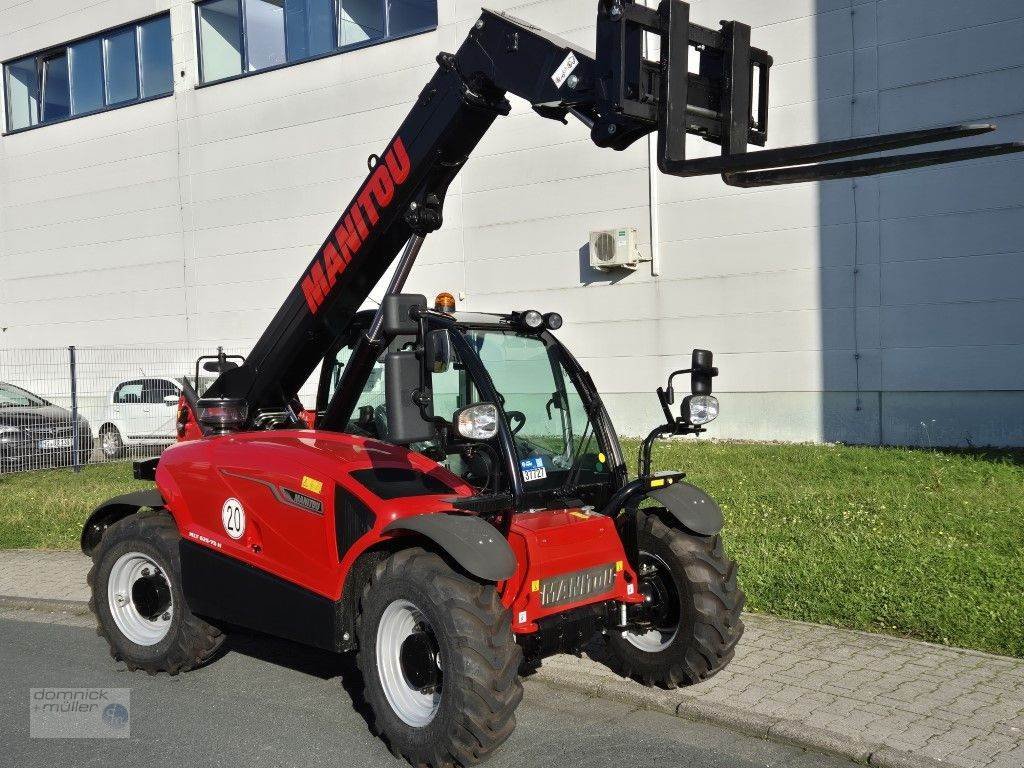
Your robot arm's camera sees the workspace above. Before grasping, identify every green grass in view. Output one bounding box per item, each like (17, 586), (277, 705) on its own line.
(624, 440), (1024, 658)
(1, 443), (1022, 657)
(0, 463), (149, 550)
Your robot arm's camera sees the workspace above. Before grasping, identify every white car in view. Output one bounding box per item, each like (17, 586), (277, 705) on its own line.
(97, 377), (182, 459)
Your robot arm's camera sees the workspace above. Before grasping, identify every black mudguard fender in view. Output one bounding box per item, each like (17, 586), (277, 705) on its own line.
(383, 513), (516, 582)
(648, 481), (723, 536)
(80, 489), (165, 555)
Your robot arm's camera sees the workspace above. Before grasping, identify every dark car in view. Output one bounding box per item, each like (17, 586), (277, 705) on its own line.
(0, 381), (93, 471)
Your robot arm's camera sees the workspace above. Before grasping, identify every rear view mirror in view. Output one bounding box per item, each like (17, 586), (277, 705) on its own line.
(203, 359), (239, 373)
(384, 350), (436, 444)
(423, 330), (452, 374)
(163, 395), (179, 406)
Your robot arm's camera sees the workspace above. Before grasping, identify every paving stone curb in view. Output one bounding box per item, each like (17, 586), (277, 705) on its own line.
(534, 661), (951, 768)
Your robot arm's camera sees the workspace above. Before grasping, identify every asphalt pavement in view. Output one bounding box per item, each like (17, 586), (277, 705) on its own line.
(0, 609), (858, 768)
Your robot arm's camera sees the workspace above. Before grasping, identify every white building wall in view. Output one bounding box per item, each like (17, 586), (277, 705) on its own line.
(1, 0), (1022, 445)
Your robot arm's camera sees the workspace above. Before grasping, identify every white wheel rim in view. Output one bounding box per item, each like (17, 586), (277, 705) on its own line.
(623, 551), (679, 653)
(102, 431), (119, 455)
(107, 552), (173, 646)
(376, 599), (441, 727)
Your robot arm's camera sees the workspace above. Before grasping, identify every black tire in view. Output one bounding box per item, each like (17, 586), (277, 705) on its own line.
(605, 511), (744, 688)
(357, 548), (523, 768)
(99, 425), (123, 459)
(88, 509), (224, 675)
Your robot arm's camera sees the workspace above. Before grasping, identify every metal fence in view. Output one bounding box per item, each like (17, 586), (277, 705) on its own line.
(0, 346), (245, 474)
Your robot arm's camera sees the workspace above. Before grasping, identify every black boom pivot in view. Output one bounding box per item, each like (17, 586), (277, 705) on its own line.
(204, 0), (1023, 419)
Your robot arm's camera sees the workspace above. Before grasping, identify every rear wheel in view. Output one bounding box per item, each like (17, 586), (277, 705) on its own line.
(357, 548), (522, 767)
(605, 512), (744, 688)
(88, 510), (224, 674)
(99, 425), (123, 459)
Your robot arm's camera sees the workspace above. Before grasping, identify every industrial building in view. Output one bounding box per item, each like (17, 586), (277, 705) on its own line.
(2, 0), (1022, 445)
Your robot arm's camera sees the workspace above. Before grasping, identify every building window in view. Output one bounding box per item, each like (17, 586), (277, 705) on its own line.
(196, 0), (437, 85)
(3, 13), (174, 133)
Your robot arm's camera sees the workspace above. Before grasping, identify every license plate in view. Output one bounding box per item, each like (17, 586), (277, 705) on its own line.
(538, 563), (616, 608)
(39, 438), (73, 450)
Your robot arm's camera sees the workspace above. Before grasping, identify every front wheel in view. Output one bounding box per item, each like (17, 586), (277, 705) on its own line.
(357, 548), (523, 767)
(88, 510), (224, 674)
(605, 512), (744, 688)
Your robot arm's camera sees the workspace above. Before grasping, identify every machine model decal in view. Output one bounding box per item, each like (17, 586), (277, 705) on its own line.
(520, 457), (547, 482)
(221, 498), (246, 540)
(187, 530), (223, 549)
(301, 136), (412, 315)
(551, 51), (578, 88)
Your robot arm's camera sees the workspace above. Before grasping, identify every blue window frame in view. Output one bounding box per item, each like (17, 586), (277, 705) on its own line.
(2, 13), (174, 134)
(196, 0), (437, 85)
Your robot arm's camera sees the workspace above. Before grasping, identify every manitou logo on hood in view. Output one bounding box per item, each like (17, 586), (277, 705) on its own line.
(301, 136), (411, 314)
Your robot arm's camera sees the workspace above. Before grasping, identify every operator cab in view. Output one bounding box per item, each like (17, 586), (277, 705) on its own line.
(316, 295), (621, 510)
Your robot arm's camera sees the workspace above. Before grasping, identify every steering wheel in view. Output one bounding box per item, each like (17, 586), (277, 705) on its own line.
(506, 411), (526, 436)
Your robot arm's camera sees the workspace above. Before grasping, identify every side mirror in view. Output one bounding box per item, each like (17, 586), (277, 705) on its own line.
(164, 394), (179, 406)
(452, 403), (499, 441)
(384, 350), (436, 444)
(423, 329), (452, 374)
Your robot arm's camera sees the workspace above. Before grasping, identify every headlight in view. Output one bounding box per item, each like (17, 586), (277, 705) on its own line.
(454, 403), (499, 441)
(683, 394), (719, 426)
(0, 425), (23, 442)
(516, 310), (544, 331)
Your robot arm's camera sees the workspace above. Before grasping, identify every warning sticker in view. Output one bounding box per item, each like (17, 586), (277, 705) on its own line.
(551, 51), (579, 88)
(520, 457), (548, 482)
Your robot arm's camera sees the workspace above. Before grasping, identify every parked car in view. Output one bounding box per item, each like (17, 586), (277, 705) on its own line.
(0, 381), (93, 471)
(98, 378), (184, 459)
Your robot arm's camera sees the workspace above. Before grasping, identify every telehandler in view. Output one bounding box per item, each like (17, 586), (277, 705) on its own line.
(80, 2), (1022, 765)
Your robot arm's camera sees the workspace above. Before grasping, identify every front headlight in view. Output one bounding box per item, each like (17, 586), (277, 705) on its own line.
(683, 394), (719, 426)
(0, 425), (24, 442)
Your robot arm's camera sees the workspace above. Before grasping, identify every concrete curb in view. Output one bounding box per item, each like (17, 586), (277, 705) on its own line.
(0, 593), (955, 768)
(0, 595), (91, 616)
(533, 662), (950, 768)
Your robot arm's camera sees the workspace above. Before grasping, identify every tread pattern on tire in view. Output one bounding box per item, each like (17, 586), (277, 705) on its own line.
(88, 509), (223, 676)
(356, 548), (523, 768)
(607, 512), (744, 689)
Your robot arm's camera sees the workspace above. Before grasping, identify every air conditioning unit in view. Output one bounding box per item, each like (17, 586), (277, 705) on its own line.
(589, 227), (642, 271)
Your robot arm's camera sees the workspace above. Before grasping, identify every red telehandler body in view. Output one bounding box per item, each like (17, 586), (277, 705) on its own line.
(80, 2), (1021, 765)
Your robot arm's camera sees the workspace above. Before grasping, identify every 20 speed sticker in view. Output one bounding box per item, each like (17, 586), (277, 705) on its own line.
(221, 498), (246, 540)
